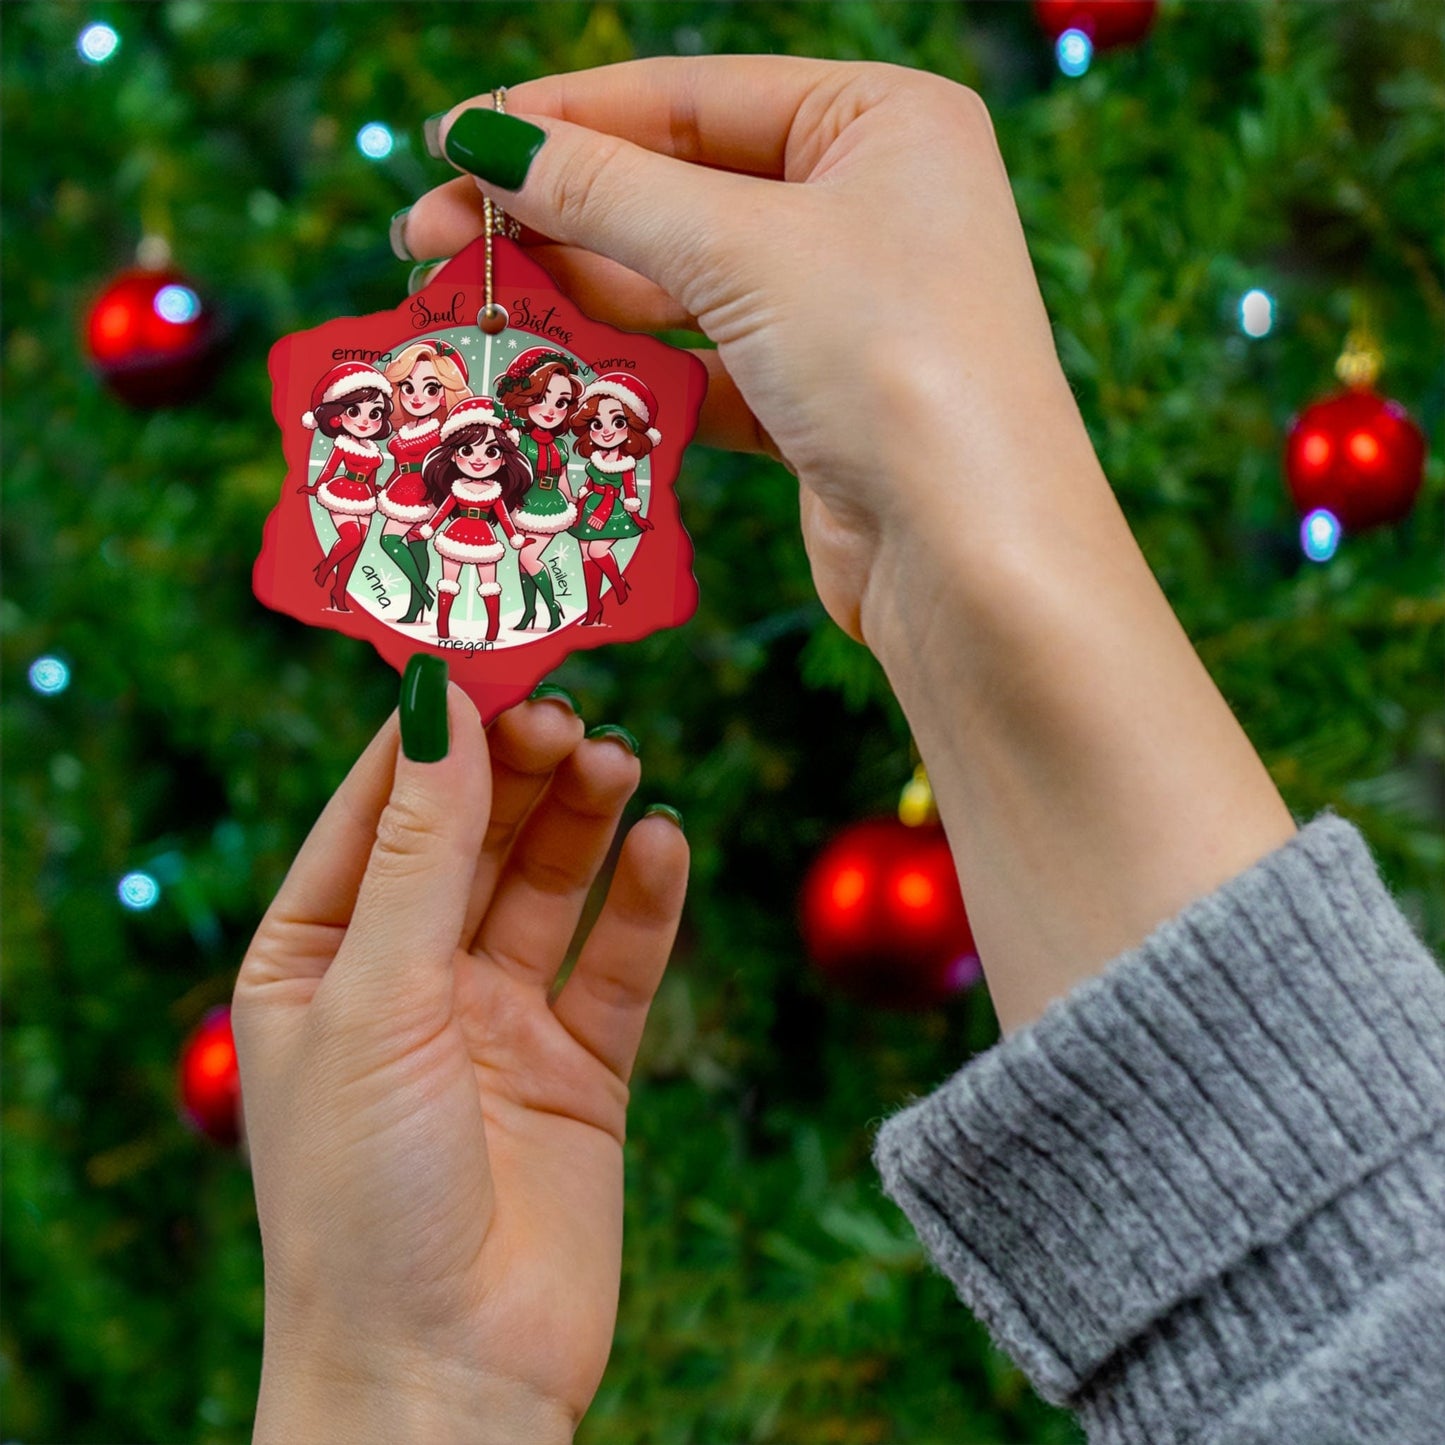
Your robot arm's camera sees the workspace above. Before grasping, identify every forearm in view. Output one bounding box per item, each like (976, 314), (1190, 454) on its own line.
(859, 428), (1297, 1036)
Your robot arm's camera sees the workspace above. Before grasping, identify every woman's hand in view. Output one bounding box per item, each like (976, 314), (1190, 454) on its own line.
(402, 56), (1102, 644)
(233, 681), (688, 1442)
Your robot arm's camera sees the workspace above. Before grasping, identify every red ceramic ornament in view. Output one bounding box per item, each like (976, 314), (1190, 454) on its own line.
(84, 266), (219, 407)
(178, 1005), (242, 1147)
(1033, 0), (1158, 49)
(255, 235), (707, 722)
(799, 817), (982, 1011)
(1284, 387), (1426, 534)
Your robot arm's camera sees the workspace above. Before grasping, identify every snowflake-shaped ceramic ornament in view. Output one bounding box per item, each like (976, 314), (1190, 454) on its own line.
(254, 234), (706, 722)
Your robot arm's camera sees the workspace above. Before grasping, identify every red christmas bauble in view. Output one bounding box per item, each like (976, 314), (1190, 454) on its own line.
(1034, 0), (1158, 49)
(799, 817), (981, 1011)
(178, 1006), (242, 1147)
(1284, 387), (1426, 533)
(84, 266), (219, 407)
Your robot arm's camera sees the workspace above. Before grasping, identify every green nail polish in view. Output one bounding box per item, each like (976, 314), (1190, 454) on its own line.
(443, 107), (546, 192)
(423, 112), (446, 160)
(388, 207), (413, 262)
(528, 683), (580, 715)
(407, 258), (449, 295)
(585, 723), (639, 756)
(400, 654), (449, 762)
(644, 803), (684, 834)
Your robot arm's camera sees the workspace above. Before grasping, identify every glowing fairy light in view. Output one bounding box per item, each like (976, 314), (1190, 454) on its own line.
(29, 656), (71, 694)
(1240, 289), (1274, 338)
(1301, 508), (1341, 563)
(154, 284), (201, 324)
(118, 871), (161, 910)
(78, 23), (120, 64)
(1057, 28), (1093, 77)
(356, 122), (395, 160)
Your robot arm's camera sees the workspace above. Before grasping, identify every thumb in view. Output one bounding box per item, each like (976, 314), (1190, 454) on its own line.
(438, 103), (768, 324)
(328, 662), (489, 1024)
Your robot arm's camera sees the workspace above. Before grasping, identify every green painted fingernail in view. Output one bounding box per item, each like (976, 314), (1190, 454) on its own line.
(443, 107), (546, 191)
(644, 803), (684, 834)
(388, 207), (413, 262)
(585, 723), (639, 756)
(423, 112), (446, 160)
(400, 655), (449, 762)
(528, 683), (580, 715)
(407, 258), (449, 295)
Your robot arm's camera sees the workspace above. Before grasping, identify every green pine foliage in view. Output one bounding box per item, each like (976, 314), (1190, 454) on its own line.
(3, 3), (1440, 1441)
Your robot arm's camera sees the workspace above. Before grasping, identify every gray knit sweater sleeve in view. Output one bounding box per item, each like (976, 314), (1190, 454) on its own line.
(871, 809), (1445, 1442)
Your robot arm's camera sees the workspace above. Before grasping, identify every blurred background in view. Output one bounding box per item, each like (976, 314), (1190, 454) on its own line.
(2, 2), (1441, 1442)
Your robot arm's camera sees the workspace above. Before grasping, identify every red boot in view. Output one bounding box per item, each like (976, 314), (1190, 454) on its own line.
(316, 521), (364, 594)
(579, 556), (604, 626)
(435, 580), (459, 638)
(481, 585), (501, 642)
(330, 533), (365, 612)
(593, 549), (630, 604)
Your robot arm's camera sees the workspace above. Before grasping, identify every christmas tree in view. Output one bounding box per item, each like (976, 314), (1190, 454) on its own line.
(3, 3), (1440, 1441)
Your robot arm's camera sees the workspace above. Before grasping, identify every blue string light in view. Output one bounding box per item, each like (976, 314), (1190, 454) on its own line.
(77, 22), (120, 64)
(1301, 508), (1341, 563)
(153, 284), (201, 324)
(1057, 28), (1093, 77)
(356, 122), (395, 160)
(1239, 289), (1275, 338)
(29, 656), (70, 695)
(118, 871), (161, 910)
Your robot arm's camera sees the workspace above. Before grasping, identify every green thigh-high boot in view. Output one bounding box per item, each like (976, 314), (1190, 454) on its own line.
(517, 567), (538, 629)
(531, 563), (563, 631)
(406, 537), (434, 617)
(380, 533), (432, 623)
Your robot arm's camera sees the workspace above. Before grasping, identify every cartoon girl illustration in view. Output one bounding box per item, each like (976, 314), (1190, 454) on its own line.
(494, 347), (584, 633)
(567, 372), (659, 627)
(297, 361), (394, 613)
(408, 396), (530, 642)
(378, 338), (473, 623)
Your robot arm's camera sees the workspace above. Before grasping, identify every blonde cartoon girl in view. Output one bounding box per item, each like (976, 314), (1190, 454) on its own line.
(407, 397), (530, 642)
(378, 339), (472, 624)
(494, 347), (584, 633)
(297, 362), (394, 613)
(567, 372), (658, 627)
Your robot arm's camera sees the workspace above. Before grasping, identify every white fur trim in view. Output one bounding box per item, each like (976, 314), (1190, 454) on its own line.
(508, 532), (526, 550)
(436, 579), (461, 595)
(302, 410), (317, 429)
(376, 495), (433, 523)
(511, 502), (578, 533)
(477, 582), (502, 597)
(333, 434), (381, 459)
(398, 418), (440, 439)
(440, 402), (516, 443)
(324, 370), (393, 401)
(452, 479), (502, 502)
(622, 498), (642, 512)
(586, 452), (637, 475)
(434, 536), (505, 564)
(316, 482), (377, 516)
(418, 523), (435, 540)
(646, 427), (662, 445)
(582, 378), (651, 423)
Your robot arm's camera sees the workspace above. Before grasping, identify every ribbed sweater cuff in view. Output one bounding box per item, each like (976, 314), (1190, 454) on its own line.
(871, 809), (1445, 1416)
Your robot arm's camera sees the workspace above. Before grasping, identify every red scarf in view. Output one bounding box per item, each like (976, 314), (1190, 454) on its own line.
(528, 427), (562, 479)
(587, 475), (626, 525)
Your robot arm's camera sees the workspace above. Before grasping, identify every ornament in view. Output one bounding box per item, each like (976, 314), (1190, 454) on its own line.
(1284, 331), (1426, 534)
(178, 1006), (242, 1147)
(799, 815), (981, 1011)
(256, 231), (706, 723)
(1033, 0), (1157, 50)
(84, 265), (219, 408)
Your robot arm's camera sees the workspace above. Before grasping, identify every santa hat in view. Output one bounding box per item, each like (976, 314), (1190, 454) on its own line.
(302, 361), (393, 430)
(415, 337), (469, 385)
(580, 372), (662, 446)
(495, 347), (578, 402)
(439, 395), (518, 444)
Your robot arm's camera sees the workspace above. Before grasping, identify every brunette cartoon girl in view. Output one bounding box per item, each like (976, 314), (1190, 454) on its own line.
(408, 396), (530, 642)
(297, 361), (394, 613)
(494, 347), (584, 633)
(567, 372), (659, 626)
(378, 339), (472, 623)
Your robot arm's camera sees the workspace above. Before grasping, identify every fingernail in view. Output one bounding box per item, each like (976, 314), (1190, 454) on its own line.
(400, 655), (449, 762)
(443, 107), (546, 191)
(585, 723), (639, 756)
(388, 207), (413, 262)
(528, 683), (580, 715)
(644, 803), (684, 834)
(407, 258), (448, 295)
(423, 112), (447, 160)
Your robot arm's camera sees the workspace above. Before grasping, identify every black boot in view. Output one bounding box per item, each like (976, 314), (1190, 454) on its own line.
(532, 563), (563, 631)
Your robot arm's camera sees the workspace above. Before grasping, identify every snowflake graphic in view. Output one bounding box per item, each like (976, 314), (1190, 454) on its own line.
(506, 338), (518, 349)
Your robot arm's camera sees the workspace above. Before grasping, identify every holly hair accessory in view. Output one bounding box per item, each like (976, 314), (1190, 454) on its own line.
(254, 230), (707, 723)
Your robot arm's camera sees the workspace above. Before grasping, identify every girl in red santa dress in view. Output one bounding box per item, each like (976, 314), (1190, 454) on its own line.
(297, 362), (394, 613)
(494, 348), (584, 633)
(566, 372), (658, 626)
(408, 396), (531, 642)
(378, 339), (472, 624)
